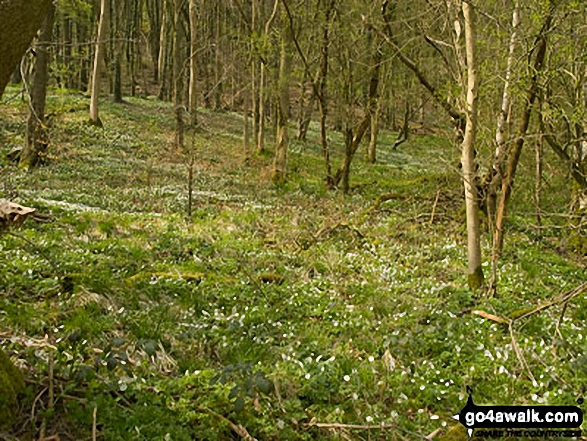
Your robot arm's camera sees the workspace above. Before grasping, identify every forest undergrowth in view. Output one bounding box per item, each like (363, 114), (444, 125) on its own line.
(1, 88), (586, 440)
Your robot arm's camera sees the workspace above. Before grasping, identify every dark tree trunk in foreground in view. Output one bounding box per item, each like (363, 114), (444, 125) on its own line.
(0, 0), (54, 97)
(21, 3), (56, 169)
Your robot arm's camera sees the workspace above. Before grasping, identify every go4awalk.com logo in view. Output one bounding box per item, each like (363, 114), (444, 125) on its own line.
(453, 389), (583, 438)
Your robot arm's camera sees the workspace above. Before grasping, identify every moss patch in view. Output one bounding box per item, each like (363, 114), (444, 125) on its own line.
(0, 349), (25, 428)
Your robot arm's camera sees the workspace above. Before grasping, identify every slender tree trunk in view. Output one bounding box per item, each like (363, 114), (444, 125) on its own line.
(297, 73), (317, 142)
(213, 3), (221, 109)
(250, 0), (260, 151)
(535, 134), (543, 232)
(318, 0), (335, 187)
(21, 3), (55, 169)
(461, 0), (484, 291)
(146, 0), (161, 83)
(89, 0), (108, 126)
(188, 0), (198, 126)
(257, 63), (267, 153)
(158, 0), (171, 100)
(368, 100), (380, 163)
(334, 39), (381, 192)
(173, 0), (186, 147)
(487, 2), (520, 249)
(110, 0), (125, 103)
(272, 13), (292, 184)
(256, 0), (278, 153)
(243, 83), (250, 161)
(493, 7), (554, 262)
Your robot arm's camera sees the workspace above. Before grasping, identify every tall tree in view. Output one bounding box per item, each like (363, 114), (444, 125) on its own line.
(493, 4), (555, 262)
(0, 0), (54, 97)
(188, 0), (198, 126)
(89, 0), (109, 126)
(460, 0), (483, 290)
(21, 2), (56, 169)
(272, 7), (292, 184)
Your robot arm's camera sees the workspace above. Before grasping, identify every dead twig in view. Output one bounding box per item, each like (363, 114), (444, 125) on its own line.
(430, 189), (441, 224)
(200, 408), (257, 441)
(38, 351), (54, 441)
(509, 321), (537, 386)
(92, 407), (97, 441)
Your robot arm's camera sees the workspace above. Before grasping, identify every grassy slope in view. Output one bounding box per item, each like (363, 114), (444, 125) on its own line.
(1, 88), (586, 440)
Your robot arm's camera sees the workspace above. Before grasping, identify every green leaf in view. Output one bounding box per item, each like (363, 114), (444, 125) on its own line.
(234, 397), (245, 413)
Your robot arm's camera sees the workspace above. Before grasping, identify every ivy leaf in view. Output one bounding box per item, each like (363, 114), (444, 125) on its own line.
(234, 397), (245, 413)
(229, 386), (240, 399)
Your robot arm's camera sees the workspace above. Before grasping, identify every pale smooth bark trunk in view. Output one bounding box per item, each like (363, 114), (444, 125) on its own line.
(89, 0), (108, 126)
(493, 7), (553, 262)
(488, 2), (520, 232)
(461, 1), (484, 290)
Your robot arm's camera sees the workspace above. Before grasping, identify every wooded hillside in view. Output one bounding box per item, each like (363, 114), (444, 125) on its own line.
(0, 0), (586, 439)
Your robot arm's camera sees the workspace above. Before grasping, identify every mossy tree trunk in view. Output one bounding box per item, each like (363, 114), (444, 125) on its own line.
(0, 348), (25, 428)
(21, 2), (56, 169)
(0, 0), (54, 98)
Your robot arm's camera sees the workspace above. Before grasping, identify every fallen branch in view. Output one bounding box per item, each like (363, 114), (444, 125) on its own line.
(473, 282), (587, 385)
(126, 272), (204, 283)
(201, 408), (257, 441)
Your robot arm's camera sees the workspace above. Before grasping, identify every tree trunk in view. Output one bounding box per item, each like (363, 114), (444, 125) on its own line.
(158, 0), (171, 100)
(89, 0), (108, 126)
(173, 0), (186, 147)
(188, 0), (198, 126)
(493, 7), (554, 262)
(461, 0), (484, 291)
(334, 39), (381, 192)
(272, 13), (292, 184)
(297, 74), (316, 142)
(243, 83), (250, 161)
(0, 0), (54, 97)
(487, 2), (520, 253)
(21, 2), (55, 169)
(257, 0), (279, 154)
(257, 63), (267, 153)
(368, 101), (380, 163)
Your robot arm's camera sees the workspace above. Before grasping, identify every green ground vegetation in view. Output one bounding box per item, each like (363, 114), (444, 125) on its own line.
(0, 88), (586, 440)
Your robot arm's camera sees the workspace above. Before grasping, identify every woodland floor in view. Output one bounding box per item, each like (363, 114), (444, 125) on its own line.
(1, 88), (586, 440)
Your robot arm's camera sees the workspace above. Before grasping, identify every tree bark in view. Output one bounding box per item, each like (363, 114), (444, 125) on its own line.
(368, 100), (380, 163)
(21, 2), (55, 169)
(188, 0), (198, 126)
(493, 7), (554, 261)
(89, 0), (109, 126)
(487, 2), (520, 243)
(173, 0), (186, 147)
(334, 39), (382, 192)
(272, 12), (292, 184)
(461, 0), (484, 291)
(158, 0), (172, 100)
(0, 0), (54, 98)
